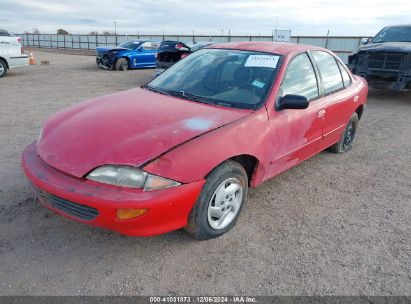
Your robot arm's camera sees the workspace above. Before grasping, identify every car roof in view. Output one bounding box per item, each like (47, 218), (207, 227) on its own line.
(207, 41), (326, 56)
(384, 24), (411, 28)
(124, 40), (157, 43)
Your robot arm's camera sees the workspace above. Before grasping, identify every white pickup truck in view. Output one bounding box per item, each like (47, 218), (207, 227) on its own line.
(0, 39), (29, 78)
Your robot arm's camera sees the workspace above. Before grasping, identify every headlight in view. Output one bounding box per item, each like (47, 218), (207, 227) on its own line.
(86, 165), (181, 191)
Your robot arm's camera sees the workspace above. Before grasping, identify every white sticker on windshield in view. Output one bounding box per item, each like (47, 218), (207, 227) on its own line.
(245, 55), (280, 68)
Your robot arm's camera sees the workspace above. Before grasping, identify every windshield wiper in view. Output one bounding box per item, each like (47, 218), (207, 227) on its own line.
(142, 87), (237, 108)
(163, 90), (217, 105)
(141, 84), (171, 96)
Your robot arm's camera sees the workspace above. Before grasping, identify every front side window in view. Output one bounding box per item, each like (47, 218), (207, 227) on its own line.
(147, 49), (282, 109)
(280, 53), (319, 101)
(311, 51), (344, 95)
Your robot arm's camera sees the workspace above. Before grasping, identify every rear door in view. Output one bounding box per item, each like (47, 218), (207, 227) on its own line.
(268, 52), (325, 177)
(309, 51), (356, 150)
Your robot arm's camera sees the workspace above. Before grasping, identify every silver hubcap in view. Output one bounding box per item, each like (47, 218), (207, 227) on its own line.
(0, 64), (4, 75)
(207, 178), (243, 230)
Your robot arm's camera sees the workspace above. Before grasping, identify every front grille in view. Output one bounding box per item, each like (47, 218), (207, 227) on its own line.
(35, 188), (99, 221)
(368, 53), (403, 71)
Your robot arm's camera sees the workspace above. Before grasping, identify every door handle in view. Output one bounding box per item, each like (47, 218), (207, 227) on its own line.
(317, 109), (326, 118)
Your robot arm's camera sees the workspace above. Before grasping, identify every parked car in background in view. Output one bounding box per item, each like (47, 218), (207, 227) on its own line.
(23, 42), (368, 239)
(96, 40), (159, 71)
(0, 29), (21, 44)
(154, 41), (215, 77)
(0, 40), (28, 78)
(349, 24), (411, 90)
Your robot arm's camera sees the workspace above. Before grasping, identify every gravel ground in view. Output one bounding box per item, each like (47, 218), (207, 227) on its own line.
(0, 50), (410, 296)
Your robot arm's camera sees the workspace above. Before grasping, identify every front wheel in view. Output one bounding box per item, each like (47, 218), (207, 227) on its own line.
(328, 112), (359, 153)
(185, 160), (248, 240)
(115, 58), (128, 71)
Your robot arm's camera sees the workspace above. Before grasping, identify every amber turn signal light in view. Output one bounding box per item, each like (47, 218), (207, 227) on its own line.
(116, 208), (148, 220)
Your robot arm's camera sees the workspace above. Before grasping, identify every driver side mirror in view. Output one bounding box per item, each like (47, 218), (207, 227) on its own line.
(360, 38), (370, 45)
(278, 94), (309, 110)
(137, 47), (143, 52)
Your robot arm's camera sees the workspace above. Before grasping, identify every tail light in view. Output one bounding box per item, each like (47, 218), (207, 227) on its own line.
(18, 37), (21, 44)
(175, 43), (183, 50)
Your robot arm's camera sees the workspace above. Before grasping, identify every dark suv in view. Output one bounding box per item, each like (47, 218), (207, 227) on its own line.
(349, 25), (411, 91)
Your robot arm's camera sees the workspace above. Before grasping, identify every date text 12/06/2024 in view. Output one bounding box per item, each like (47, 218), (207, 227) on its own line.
(149, 296), (257, 303)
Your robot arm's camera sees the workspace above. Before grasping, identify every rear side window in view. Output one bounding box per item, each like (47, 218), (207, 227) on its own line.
(311, 51), (344, 95)
(338, 61), (352, 87)
(141, 41), (159, 50)
(280, 53), (319, 101)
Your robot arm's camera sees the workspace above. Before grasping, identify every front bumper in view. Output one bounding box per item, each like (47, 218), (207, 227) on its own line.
(96, 54), (113, 70)
(21, 142), (205, 236)
(349, 53), (411, 91)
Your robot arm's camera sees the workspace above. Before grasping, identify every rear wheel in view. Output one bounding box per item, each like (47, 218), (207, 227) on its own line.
(185, 160), (248, 240)
(0, 60), (7, 78)
(115, 58), (128, 71)
(328, 112), (359, 153)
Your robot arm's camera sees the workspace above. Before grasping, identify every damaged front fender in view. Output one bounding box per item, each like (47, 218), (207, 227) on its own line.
(143, 108), (271, 187)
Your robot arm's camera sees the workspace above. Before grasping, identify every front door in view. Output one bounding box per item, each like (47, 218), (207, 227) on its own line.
(267, 52), (325, 178)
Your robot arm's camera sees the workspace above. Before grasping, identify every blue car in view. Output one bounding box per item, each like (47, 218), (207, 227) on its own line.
(96, 40), (159, 71)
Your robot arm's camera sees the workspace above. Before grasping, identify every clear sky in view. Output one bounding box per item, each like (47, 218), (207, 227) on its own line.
(1, 0), (410, 36)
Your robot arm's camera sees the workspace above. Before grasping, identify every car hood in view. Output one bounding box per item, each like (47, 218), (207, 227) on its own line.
(96, 47), (128, 54)
(37, 88), (251, 178)
(356, 42), (411, 54)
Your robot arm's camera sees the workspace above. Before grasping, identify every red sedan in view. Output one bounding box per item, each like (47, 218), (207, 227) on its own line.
(22, 42), (368, 239)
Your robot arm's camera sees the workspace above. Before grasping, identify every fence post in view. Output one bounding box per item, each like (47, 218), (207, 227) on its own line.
(96, 34), (98, 48)
(50, 34), (52, 48)
(325, 30), (330, 49)
(115, 34), (118, 46)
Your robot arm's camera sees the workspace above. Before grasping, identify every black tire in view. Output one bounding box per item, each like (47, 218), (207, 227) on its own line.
(115, 58), (128, 71)
(0, 60), (7, 78)
(328, 112), (359, 153)
(185, 160), (248, 240)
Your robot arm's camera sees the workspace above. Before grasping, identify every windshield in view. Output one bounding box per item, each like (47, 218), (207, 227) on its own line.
(372, 26), (411, 43)
(146, 49), (281, 109)
(118, 41), (142, 49)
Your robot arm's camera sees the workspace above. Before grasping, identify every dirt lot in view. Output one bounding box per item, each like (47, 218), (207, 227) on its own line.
(0, 50), (410, 296)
